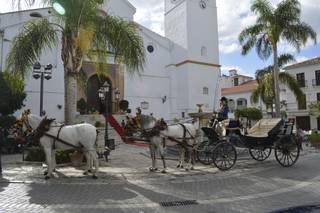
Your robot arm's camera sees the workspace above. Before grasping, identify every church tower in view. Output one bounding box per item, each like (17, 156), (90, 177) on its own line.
(165, 0), (221, 116)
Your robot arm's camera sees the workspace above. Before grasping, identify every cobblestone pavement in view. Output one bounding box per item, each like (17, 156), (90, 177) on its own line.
(0, 143), (319, 213)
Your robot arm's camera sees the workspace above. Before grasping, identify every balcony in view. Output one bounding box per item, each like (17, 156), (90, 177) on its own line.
(312, 79), (320, 87)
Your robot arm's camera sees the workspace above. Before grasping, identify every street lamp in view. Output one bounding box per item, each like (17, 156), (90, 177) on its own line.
(33, 62), (53, 116)
(98, 81), (112, 161)
(52, 1), (66, 15)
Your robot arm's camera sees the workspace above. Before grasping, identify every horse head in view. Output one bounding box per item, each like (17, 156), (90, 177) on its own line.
(155, 118), (168, 131)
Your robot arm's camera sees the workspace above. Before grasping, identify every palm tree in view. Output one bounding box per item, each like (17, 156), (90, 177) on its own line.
(239, 0), (317, 117)
(251, 54), (304, 114)
(6, 0), (145, 124)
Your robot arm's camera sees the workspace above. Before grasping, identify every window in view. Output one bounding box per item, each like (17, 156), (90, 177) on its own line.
(315, 70), (320, 86)
(201, 46), (207, 56)
(182, 112), (185, 118)
(296, 73), (305, 87)
(298, 94), (306, 110)
(147, 45), (154, 53)
(203, 87), (209, 95)
(317, 93), (320, 101)
(234, 78), (239, 86)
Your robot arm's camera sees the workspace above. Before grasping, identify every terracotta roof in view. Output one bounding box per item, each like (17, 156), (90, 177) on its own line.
(284, 57), (320, 70)
(221, 80), (257, 95)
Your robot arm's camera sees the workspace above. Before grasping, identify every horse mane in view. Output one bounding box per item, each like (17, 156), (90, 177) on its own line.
(32, 117), (55, 145)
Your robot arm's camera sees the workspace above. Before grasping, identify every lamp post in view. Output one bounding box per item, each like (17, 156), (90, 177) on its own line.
(98, 82), (110, 161)
(33, 62), (53, 116)
(114, 88), (120, 112)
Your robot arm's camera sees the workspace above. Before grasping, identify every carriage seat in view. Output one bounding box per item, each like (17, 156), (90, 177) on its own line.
(246, 118), (283, 138)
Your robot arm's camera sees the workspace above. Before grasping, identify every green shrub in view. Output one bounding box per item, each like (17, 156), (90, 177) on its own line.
(77, 98), (87, 115)
(25, 148), (76, 164)
(0, 115), (16, 129)
(95, 121), (104, 127)
(309, 133), (320, 144)
(119, 100), (129, 111)
(234, 107), (262, 120)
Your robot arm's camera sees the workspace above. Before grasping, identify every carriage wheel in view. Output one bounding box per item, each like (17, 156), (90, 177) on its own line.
(212, 142), (237, 171)
(249, 147), (272, 161)
(196, 141), (214, 165)
(275, 136), (300, 167)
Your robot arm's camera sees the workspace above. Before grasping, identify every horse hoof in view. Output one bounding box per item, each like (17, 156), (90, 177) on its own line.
(176, 165), (180, 168)
(83, 171), (88, 175)
(185, 168), (189, 172)
(45, 176), (50, 180)
(154, 168), (158, 171)
(92, 175), (98, 179)
(161, 170), (167, 174)
(88, 169), (92, 173)
(180, 165), (184, 169)
(43, 171), (48, 176)
(149, 167), (155, 172)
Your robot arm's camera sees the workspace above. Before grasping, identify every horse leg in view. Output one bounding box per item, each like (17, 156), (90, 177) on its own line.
(83, 150), (91, 175)
(149, 144), (156, 172)
(176, 146), (182, 168)
(43, 148), (53, 179)
(90, 150), (99, 179)
(159, 143), (167, 173)
(51, 149), (57, 172)
(180, 147), (186, 169)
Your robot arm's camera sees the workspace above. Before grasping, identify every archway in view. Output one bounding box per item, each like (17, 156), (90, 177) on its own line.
(87, 75), (112, 114)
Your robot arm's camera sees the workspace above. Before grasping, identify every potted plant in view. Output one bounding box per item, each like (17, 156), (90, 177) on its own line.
(309, 132), (320, 149)
(69, 150), (84, 167)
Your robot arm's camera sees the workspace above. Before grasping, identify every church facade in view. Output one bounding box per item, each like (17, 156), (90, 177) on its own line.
(0, 0), (220, 121)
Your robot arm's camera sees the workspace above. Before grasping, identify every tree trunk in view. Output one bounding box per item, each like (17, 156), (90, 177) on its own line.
(273, 45), (281, 118)
(64, 73), (77, 124)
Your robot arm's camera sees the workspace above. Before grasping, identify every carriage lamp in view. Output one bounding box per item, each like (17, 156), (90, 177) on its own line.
(33, 62), (53, 116)
(98, 82), (113, 161)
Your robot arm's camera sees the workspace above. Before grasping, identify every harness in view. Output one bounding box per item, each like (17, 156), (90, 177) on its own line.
(25, 117), (82, 150)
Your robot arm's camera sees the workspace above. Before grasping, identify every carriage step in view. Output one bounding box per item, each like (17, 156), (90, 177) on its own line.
(159, 200), (198, 207)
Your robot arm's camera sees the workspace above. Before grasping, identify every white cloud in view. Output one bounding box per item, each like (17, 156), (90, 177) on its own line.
(220, 65), (254, 77)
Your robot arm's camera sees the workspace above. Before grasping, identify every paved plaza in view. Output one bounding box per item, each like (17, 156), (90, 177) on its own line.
(0, 143), (319, 213)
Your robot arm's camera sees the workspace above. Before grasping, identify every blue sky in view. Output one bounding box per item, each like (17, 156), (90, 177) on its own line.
(1, 0), (319, 77)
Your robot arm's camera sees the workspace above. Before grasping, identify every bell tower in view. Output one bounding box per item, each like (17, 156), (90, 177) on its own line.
(165, 0), (219, 64)
(165, 0), (221, 115)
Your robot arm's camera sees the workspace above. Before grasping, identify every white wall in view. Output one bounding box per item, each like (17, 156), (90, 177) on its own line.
(0, 8), (65, 121)
(285, 64), (320, 130)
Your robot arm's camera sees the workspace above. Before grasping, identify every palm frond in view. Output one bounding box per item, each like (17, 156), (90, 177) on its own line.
(256, 34), (272, 60)
(283, 23), (317, 51)
(279, 72), (304, 105)
(251, 0), (274, 22)
(278, 54), (296, 67)
(92, 15), (145, 73)
(6, 19), (57, 78)
(275, 0), (301, 25)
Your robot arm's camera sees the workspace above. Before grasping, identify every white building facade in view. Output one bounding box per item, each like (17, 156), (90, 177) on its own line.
(284, 57), (320, 131)
(0, 0), (221, 121)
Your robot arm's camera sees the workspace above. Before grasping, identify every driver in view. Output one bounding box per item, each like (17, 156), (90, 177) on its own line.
(217, 97), (229, 120)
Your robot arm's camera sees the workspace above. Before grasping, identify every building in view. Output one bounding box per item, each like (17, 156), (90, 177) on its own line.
(218, 69), (261, 112)
(0, 0), (220, 122)
(284, 57), (320, 130)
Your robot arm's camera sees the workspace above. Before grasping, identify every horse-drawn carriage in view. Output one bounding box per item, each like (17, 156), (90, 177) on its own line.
(197, 117), (301, 171)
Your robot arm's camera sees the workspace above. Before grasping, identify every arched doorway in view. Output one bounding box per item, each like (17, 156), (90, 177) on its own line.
(87, 75), (112, 114)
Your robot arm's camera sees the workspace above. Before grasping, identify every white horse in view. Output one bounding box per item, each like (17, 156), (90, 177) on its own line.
(19, 112), (99, 179)
(128, 115), (198, 172)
